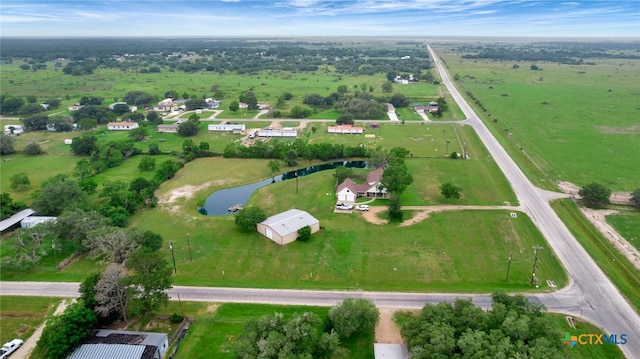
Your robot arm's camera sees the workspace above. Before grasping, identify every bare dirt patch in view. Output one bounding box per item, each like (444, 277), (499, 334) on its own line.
(557, 181), (632, 205)
(360, 205), (520, 227)
(598, 125), (640, 135)
(580, 208), (640, 270)
(158, 180), (226, 213)
(375, 308), (405, 344)
(361, 206), (388, 225)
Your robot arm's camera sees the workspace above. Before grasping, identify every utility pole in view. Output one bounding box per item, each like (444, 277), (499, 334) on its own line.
(295, 171), (299, 194)
(505, 252), (512, 281)
(531, 246), (543, 284)
(169, 240), (177, 274)
(187, 235), (193, 262)
(52, 241), (58, 267)
(445, 140), (450, 156)
(463, 139), (468, 159)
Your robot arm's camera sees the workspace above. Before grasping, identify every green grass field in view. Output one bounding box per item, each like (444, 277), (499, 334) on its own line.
(0, 296), (62, 344)
(551, 199), (640, 313)
(606, 210), (640, 251)
(435, 49), (640, 191)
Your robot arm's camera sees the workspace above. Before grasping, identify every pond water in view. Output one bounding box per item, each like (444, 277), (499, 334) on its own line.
(199, 160), (367, 216)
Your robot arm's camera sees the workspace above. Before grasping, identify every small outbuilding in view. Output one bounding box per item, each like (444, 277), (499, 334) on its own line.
(374, 343), (409, 359)
(67, 329), (169, 359)
(257, 209), (320, 245)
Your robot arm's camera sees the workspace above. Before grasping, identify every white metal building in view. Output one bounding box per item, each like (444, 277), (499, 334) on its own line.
(256, 209), (320, 245)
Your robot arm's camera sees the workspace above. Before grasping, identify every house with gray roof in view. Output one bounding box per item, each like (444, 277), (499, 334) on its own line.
(256, 209), (320, 245)
(67, 329), (168, 359)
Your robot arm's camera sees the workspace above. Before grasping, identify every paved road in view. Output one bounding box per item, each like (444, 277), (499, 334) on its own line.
(427, 45), (639, 358)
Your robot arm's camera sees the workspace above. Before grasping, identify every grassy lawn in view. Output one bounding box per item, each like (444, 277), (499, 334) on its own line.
(551, 199), (640, 313)
(104, 155), (558, 292)
(435, 49), (640, 191)
(0, 296), (62, 344)
(606, 210), (640, 252)
(177, 302), (372, 359)
(546, 313), (625, 358)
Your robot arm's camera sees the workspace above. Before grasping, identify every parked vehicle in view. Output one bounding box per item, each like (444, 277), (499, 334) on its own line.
(0, 339), (23, 359)
(335, 203), (353, 210)
(356, 204), (370, 211)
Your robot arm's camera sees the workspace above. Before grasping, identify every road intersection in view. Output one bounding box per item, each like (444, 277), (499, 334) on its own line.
(1, 46), (637, 358)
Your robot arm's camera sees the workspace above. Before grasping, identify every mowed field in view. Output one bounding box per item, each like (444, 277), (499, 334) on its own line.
(0, 296), (61, 344)
(435, 49), (640, 191)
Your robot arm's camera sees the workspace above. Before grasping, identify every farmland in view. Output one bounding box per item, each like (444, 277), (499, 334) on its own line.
(434, 45), (640, 191)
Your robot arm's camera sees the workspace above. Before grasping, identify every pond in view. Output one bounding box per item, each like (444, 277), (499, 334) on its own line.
(198, 160), (367, 216)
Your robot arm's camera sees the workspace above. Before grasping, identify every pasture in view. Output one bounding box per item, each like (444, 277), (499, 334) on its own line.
(0, 296), (61, 345)
(435, 49), (640, 191)
(606, 210), (640, 252)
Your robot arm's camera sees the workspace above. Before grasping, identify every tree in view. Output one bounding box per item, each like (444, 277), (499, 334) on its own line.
(32, 175), (88, 215)
(95, 263), (130, 321)
(10, 172), (30, 191)
(440, 182), (461, 199)
(268, 160), (280, 178)
(154, 160), (182, 181)
(77, 118), (97, 131)
(38, 300), (97, 359)
(79, 272), (101, 310)
(136, 230), (163, 251)
(400, 293), (564, 359)
(382, 163), (413, 194)
(235, 312), (340, 359)
(146, 110), (162, 125)
(290, 105), (311, 119)
(0, 134), (16, 155)
(178, 119), (200, 136)
(9, 227), (51, 268)
(234, 206), (267, 231)
(128, 126), (147, 141)
(229, 100), (240, 112)
(22, 114), (49, 131)
(112, 103), (130, 115)
(0, 193), (26, 220)
(138, 156), (156, 171)
(0, 97), (25, 115)
(329, 298), (379, 338)
(579, 182), (611, 208)
(50, 209), (110, 252)
(632, 189), (640, 209)
(126, 247), (173, 319)
(84, 226), (139, 264)
(47, 115), (74, 132)
(244, 91), (258, 110)
(336, 113), (354, 125)
(199, 141), (210, 151)
(334, 166), (354, 184)
(387, 192), (403, 222)
(24, 141), (43, 155)
(389, 93), (410, 108)
(123, 112), (145, 122)
(337, 84), (349, 94)
(297, 225), (312, 242)
(73, 159), (93, 179)
(381, 81), (393, 93)
(148, 143), (161, 155)
(70, 135), (98, 156)
(185, 98), (208, 110)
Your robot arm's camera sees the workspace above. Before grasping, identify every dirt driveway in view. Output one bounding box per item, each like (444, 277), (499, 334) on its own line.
(360, 205), (521, 227)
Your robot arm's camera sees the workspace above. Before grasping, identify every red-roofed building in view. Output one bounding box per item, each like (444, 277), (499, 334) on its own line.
(328, 124), (364, 134)
(336, 167), (388, 201)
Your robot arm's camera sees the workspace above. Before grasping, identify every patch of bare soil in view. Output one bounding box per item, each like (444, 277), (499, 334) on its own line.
(598, 125), (640, 135)
(361, 206), (388, 225)
(158, 180), (223, 213)
(375, 309), (404, 344)
(398, 205), (520, 227)
(580, 208), (640, 270)
(557, 181), (632, 205)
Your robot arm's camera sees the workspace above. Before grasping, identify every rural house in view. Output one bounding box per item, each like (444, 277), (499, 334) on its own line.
(67, 329), (168, 359)
(107, 121), (139, 131)
(157, 124), (179, 133)
(257, 209), (320, 245)
(336, 167), (387, 201)
(328, 124), (364, 134)
(208, 124), (246, 132)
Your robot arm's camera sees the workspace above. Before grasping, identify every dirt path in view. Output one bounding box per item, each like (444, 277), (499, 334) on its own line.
(580, 208), (640, 270)
(360, 205), (521, 226)
(557, 181), (633, 205)
(14, 299), (71, 359)
(158, 181), (218, 213)
(375, 308), (405, 344)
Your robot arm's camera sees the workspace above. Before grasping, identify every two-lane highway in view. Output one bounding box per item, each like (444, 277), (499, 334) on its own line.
(427, 45), (639, 358)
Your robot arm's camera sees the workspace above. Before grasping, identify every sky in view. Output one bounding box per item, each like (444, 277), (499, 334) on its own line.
(0, 0), (638, 38)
